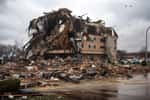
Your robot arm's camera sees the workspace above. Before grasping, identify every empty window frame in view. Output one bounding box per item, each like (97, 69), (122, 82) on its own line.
(100, 46), (105, 49)
(88, 44), (91, 48)
(100, 38), (105, 42)
(93, 45), (96, 48)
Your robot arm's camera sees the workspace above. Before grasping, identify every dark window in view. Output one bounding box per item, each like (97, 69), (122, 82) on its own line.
(93, 45), (96, 48)
(87, 26), (96, 34)
(89, 44), (91, 48)
(100, 38), (105, 42)
(82, 44), (84, 48)
(100, 46), (105, 49)
(114, 45), (117, 49)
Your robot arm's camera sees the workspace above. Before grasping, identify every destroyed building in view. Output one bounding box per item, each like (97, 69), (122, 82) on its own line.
(23, 8), (118, 63)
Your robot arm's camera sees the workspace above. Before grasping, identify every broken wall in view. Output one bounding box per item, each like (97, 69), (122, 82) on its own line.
(24, 8), (118, 63)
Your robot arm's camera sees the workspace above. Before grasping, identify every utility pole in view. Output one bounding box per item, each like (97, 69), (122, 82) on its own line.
(145, 26), (150, 64)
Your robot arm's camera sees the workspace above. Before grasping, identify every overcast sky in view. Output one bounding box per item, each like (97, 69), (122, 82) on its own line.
(0, 0), (150, 52)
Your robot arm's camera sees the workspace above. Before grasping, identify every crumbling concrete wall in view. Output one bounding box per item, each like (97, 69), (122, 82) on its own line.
(105, 29), (118, 63)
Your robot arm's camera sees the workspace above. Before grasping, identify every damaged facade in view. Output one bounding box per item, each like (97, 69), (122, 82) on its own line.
(24, 8), (118, 63)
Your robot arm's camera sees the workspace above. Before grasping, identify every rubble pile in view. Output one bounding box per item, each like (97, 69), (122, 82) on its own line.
(1, 57), (150, 89)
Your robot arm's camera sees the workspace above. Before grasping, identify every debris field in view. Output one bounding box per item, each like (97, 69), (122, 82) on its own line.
(0, 8), (149, 90)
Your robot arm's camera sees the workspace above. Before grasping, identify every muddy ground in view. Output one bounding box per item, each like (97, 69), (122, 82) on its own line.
(25, 73), (150, 100)
(1, 73), (150, 100)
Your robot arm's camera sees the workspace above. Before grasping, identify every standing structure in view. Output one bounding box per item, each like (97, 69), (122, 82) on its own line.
(24, 8), (118, 63)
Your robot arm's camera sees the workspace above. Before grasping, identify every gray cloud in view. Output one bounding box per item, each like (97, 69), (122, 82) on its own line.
(0, 0), (6, 5)
(0, 0), (8, 12)
(0, 0), (150, 52)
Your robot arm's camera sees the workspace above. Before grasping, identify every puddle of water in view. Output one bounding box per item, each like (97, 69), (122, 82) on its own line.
(130, 73), (150, 81)
(117, 73), (150, 100)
